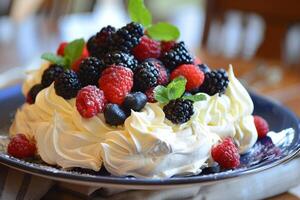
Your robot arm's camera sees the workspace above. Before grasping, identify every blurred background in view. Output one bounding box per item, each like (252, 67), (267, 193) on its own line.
(0, 0), (300, 114)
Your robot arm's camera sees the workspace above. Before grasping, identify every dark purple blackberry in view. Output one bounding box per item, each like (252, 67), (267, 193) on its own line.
(87, 25), (116, 59)
(163, 99), (194, 124)
(161, 41), (193, 71)
(199, 69), (229, 96)
(54, 70), (81, 99)
(26, 84), (45, 104)
(41, 64), (64, 87)
(103, 51), (138, 71)
(134, 61), (159, 91)
(111, 22), (144, 53)
(78, 57), (105, 87)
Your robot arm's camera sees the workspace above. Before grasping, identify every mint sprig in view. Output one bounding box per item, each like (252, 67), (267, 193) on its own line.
(128, 0), (152, 27)
(154, 77), (207, 104)
(41, 38), (85, 69)
(147, 22), (180, 41)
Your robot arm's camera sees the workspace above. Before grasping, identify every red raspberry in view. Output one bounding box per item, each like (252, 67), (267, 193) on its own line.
(56, 42), (68, 56)
(145, 87), (156, 103)
(194, 56), (202, 65)
(161, 41), (176, 54)
(7, 134), (36, 159)
(132, 36), (161, 61)
(99, 66), (133, 105)
(71, 45), (89, 72)
(211, 137), (240, 169)
(170, 64), (204, 91)
(76, 86), (107, 118)
(254, 115), (269, 138)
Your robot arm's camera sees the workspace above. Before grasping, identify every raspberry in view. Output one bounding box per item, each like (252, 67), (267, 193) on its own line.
(199, 69), (229, 96)
(99, 66), (133, 105)
(163, 99), (194, 124)
(54, 70), (81, 99)
(134, 61), (159, 91)
(194, 56), (202, 65)
(160, 41), (175, 54)
(56, 42), (68, 56)
(103, 51), (138, 71)
(71, 45), (89, 72)
(78, 57), (105, 87)
(26, 84), (44, 104)
(170, 64), (205, 92)
(254, 115), (269, 138)
(132, 36), (161, 61)
(41, 64), (64, 87)
(146, 58), (169, 85)
(7, 134), (36, 159)
(76, 86), (107, 118)
(161, 41), (193, 71)
(145, 87), (156, 103)
(211, 137), (240, 169)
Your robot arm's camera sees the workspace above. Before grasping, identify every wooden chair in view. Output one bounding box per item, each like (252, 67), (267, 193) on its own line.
(202, 0), (300, 60)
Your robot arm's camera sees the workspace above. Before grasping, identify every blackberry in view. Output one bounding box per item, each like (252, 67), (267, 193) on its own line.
(199, 69), (229, 96)
(111, 22), (144, 53)
(41, 64), (64, 87)
(103, 51), (138, 71)
(134, 61), (159, 91)
(54, 70), (81, 99)
(26, 84), (45, 104)
(163, 99), (194, 124)
(161, 41), (193, 71)
(78, 57), (105, 87)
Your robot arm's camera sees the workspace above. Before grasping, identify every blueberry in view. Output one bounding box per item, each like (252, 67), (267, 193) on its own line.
(123, 92), (147, 112)
(201, 162), (221, 175)
(104, 104), (127, 126)
(198, 64), (211, 74)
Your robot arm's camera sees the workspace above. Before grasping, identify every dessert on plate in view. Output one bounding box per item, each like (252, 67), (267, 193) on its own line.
(7, 0), (293, 179)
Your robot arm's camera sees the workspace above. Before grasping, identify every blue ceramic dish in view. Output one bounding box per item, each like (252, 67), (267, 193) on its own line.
(0, 85), (299, 188)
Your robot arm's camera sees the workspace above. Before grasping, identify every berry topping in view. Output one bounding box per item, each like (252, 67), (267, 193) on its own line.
(161, 41), (193, 71)
(7, 134), (36, 159)
(26, 84), (44, 104)
(170, 64), (205, 92)
(99, 66), (133, 105)
(160, 40), (175, 54)
(211, 137), (240, 169)
(41, 64), (64, 87)
(71, 45), (89, 72)
(146, 58), (169, 85)
(199, 69), (229, 96)
(145, 87), (156, 103)
(193, 56), (202, 65)
(56, 42), (68, 56)
(103, 51), (138, 71)
(104, 104), (127, 126)
(134, 61), (159, 91)
(76, 86), (107, 118)
(198, 63), (211, 74)
(132, 36), (161, 61)
(254, 115), (269, 139)
(54, 70), (82, 99)
(123, 92), (147, 113)
(163, 99), (194, 124)
(78, 57), (105, 87)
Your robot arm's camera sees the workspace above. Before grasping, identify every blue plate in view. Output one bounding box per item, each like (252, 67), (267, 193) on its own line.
(0, 85), (299, 188)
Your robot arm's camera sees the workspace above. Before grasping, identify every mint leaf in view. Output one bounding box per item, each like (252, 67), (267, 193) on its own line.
(41, 53), (66, 66)
(64, 38), (85, 64)
(147, 22), (180, 41)
(154, 85), (169, 104)
(167, 76), (186, 100)
(128, 0), (152, 27)
(183, 94), (207, 102)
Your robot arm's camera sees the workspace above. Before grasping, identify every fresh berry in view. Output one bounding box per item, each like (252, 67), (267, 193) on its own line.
(41, 64), (64, 87)
(132, 36), (161, 61)
(76, 86), (106, 118)
(145, 87), (156, 103)
(201, 162), (221, 174)
(161, 41), (193, 71)
(103, 51), (138, 71)
(111, 22), (144, 53)
(170, 64), (205, 92)
(134, 61), (159, 91)
(78, 57), (105, 87)
(198, 63), (211, 74)
(99, 66), (133, 105)
(123, 92), (147, 113)
(7, 134), (36, 159)
(211, 137), (240, 169)
(26, 84), (44, 104)
(193, 57), (202, 65)
(54, 70), (81, 99)
(56, 42), (68, 56)
(163, 99), (194, 124)
(146, 58), (169, 85)
(199, 69), (229, 96)
(71, 45), (89, 72)
(160, 41), (175, 54)
(104, 104), (127, 126)
(254, 115), (269, 138)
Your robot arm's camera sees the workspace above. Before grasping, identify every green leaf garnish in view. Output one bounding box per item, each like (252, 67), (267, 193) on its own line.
(64, 38), (85, 64)
(183, 94), (207, 102)
(41, 53), (66, 66)
(154, 85), (169, 104)
(166, 76), (186, 100)
(147, 22), (180, 41)
(128, 0), (152, 27)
